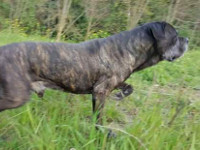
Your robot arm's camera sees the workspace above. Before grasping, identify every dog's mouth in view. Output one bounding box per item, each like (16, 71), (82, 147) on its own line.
(162, 55), (177, 62)
(163, 38), (188, 62)
(166, 56), (177, 62)
(162, 50), (185, 62)
(163, 52), (186, 62)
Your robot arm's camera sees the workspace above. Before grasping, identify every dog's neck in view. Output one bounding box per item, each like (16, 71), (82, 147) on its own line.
(119, 28), (162, 72)
(134, 52), (161, 72)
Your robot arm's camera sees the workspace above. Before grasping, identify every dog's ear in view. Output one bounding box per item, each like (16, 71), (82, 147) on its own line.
(163, 22), (178, 38)
(150, 22), (165, 40)
(150, 22), (177, 40)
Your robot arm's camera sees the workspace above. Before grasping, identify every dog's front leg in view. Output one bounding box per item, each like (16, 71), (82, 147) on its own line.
(92, 76), (119, 137)
(92, 90), (117, 137)
(113, 83), (133, 100)
(92, 91), (107, 126)
(92, 77), (114, 126)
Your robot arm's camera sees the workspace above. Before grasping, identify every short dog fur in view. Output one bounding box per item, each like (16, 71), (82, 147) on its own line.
(0, 21), (188, 125)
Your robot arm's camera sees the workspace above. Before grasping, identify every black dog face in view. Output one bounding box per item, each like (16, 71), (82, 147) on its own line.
(150, 22), (188, 62)
(162, 36), (188, 62)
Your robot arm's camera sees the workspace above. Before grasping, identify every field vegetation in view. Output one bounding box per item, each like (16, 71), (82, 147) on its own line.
(0, 0), (200, 149)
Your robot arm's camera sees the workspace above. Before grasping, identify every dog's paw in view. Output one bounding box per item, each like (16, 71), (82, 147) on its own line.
(37, 91), (45, 98)
(110, 83), (134, 101)
(110, 92), (124, 101)
(107, 129), (117, 138)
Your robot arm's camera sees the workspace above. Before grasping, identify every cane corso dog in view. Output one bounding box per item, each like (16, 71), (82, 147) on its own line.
(0, 21), (188, 126)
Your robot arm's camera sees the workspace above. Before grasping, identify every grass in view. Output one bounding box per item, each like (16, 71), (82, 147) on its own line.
(0, 30), (200, 150)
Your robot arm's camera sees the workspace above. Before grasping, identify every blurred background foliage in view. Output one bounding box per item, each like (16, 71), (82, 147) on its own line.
(0, 0), (199, 48)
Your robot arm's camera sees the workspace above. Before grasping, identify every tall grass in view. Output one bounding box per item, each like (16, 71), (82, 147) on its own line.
(0, 31), (199, 150)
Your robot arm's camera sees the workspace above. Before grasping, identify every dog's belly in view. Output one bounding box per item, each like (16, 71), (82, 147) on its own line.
(32, 68), (96, 94)
(32, 77), (94, 94)
(60, 74), (95, 94)
(31, 61), (99, 94)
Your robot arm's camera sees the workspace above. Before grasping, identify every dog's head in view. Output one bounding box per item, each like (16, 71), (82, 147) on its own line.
(148, 21), (188, 62)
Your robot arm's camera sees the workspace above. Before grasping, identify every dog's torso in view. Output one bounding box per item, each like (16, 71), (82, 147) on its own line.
(0, 28), (157, 94)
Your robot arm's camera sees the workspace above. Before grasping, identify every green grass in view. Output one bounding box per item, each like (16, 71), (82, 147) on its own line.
(0, 30), (200, 150)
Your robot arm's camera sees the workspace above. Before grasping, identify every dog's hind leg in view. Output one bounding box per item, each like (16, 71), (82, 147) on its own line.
(0, 76), (31, 112)
(0, 96), (29, 112)
(0, 85), (31, 112)
(31, 81), (65, 98)
(0, 86), (31, 112)
(31, 81), (46, 98)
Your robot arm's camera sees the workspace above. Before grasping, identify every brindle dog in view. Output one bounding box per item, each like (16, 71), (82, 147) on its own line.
(0, 21), (188, 127)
